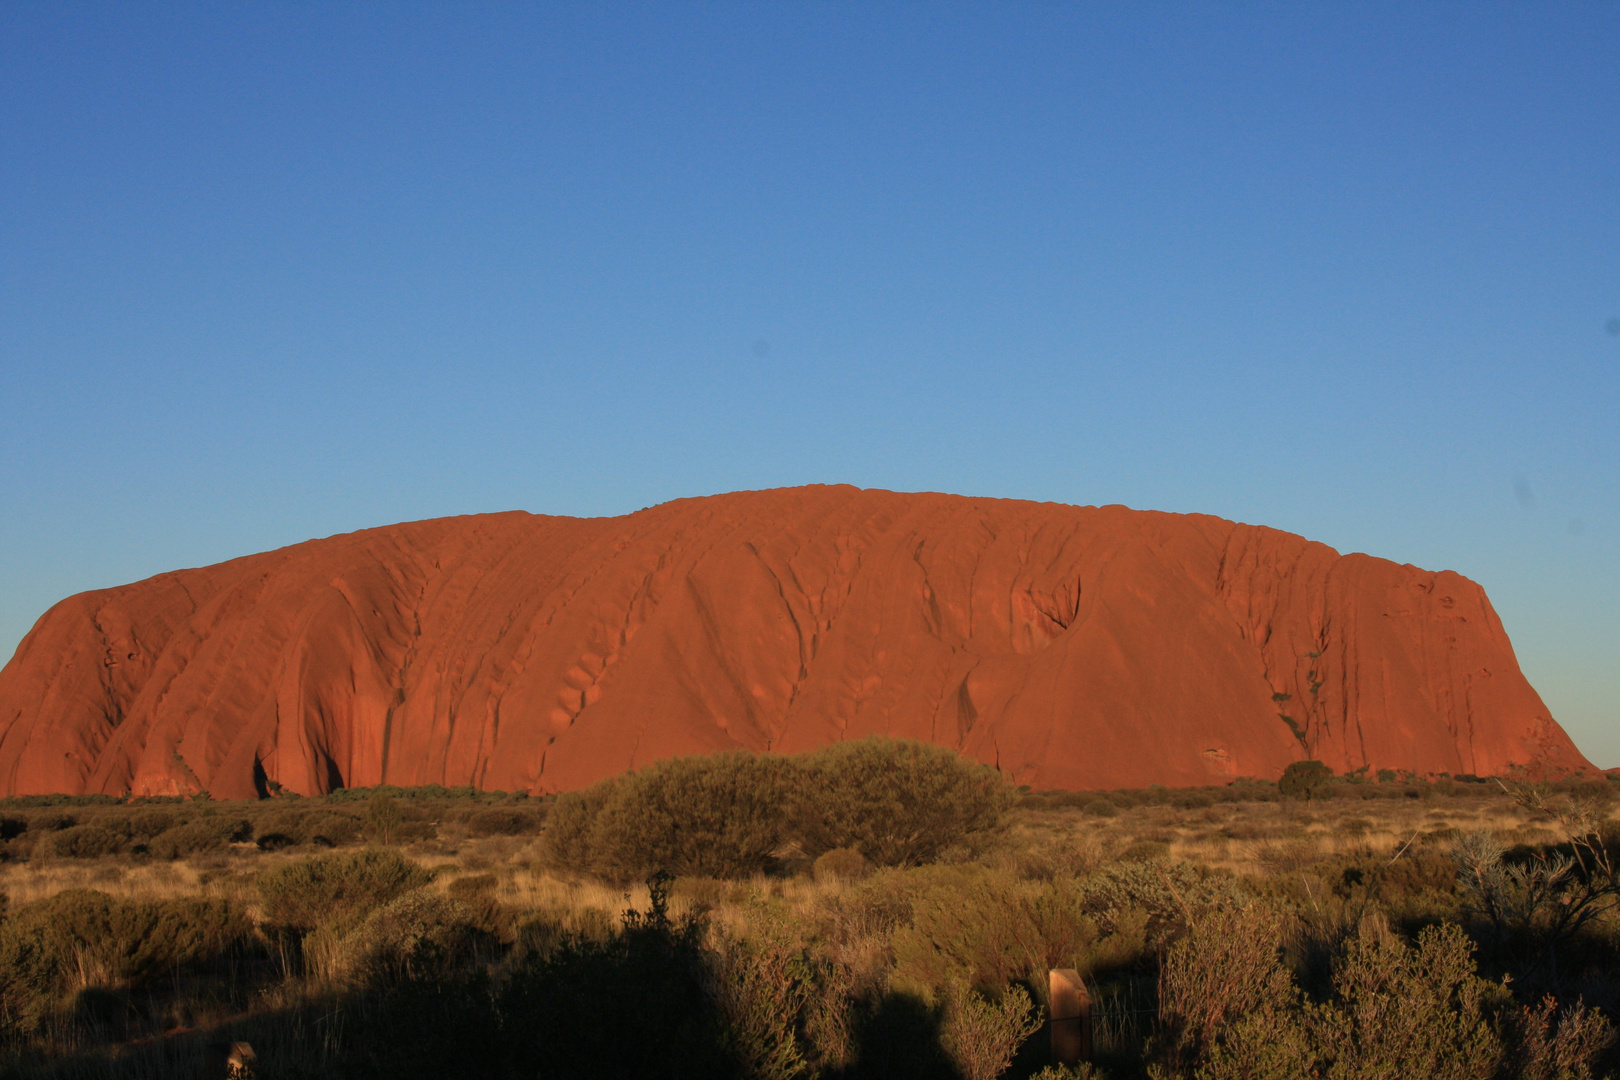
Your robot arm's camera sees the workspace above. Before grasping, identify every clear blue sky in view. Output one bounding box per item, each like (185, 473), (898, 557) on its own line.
(2, 3), (1616, 763)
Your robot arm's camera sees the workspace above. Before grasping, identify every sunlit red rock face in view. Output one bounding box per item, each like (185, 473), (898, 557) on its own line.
(0, 486), (1590, 798)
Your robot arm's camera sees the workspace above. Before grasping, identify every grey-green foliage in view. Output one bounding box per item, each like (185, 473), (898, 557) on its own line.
(545, 738), (1013, 882)
(125, 809), (177, 838)
(704, 926), (818, 1080)
(256, 848), (432, 932)
(1502, 994), (1617, 1080)
(1451, 828), (1620, 991)
(0, 889), (250, 1033)
(1158, 907), (1615, 1080)
(940, 980), (1043, 1080)
(792, 738), (1012, 867)
(585, 751), (798, 881)
(366, 793), (403, 844)
(41, 824), (126, 858)
(147, 815), (251, 858)
(303, 891), (479, 987)
(1453, 830), (1562, 928)
(1278, 759), (1334, 802)
(889, 865), (1140, 993)
(1305, 922), (1504, 1080)
(542, 781), (615, 874)
(465, 806), (544, 836)
(1155, 904), (1300, 1073)
(1031, 1066), (1108, 1080)
(1074, 859), (1248, 945)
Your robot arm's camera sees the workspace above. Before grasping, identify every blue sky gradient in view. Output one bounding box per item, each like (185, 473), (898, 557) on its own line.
(2, 4), (1617, 762)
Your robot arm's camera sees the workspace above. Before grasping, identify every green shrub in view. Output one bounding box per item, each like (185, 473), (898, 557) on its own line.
(542, 781), (616, 873)
(125, 810), (177, 839)
(1084, 799), (1119, 818)
(1279, 760), (1334, 802)
(26, 812), (76, 833)
(466, 807), (543, 836)
(813, 847), (872, 883)
(496, 874), (736, 1079)
(1119, 841), (1170, 863)
(1154, 904), (1299, 1070)
(587, 752), (798, 881)
(251, 803), (361, 847)
(303, 891), (479, 986)
(447, 872), (499, 899)
(147, 816), (250, 859)
(1030, 1066), (1107, 1080)
(1157, 911), (1614, 1080)
(365, 793), (404, 844)
(42, 824), (126, 859)
(891, 867), (1111, 992)
(253, 806), (315, 842)
(1075, 860), (1247, 947)
(545, 740), (1012, 881)
(704, 925), (822, 1079)
(305, 811), (362, 846)
(1307, 922), (1505, 1078)
(446, 874), (511, 936)
(791, 737), (1013, 867)
(940, 979), (1042, 1080)
(256, 848), (433, 932)
(0, 890), (250, 1033)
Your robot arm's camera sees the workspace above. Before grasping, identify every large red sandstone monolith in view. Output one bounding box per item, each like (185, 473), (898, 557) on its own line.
(0, 485), (1592, 797)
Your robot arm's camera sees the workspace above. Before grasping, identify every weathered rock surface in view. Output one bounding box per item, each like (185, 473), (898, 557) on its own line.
(0, 486), (1590, 797)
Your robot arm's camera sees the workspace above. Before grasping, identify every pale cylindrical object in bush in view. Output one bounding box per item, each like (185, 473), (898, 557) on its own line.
(1049, 968), (1091, 1064)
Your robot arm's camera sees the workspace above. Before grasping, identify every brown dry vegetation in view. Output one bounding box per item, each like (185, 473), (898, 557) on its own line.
(0, 745), (1617, 1080)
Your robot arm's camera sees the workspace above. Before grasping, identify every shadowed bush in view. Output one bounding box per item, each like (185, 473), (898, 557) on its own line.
(41, 824), (126, 859)
(497, 873), (740, 1079)
(0, 889), (250, 1034)
(890, 866), (1112, 993)
(542, 781), (615, 874)
(146, 816), (251, 859)
(304, 891), (482, 987)
(124, 810), (178, 839)
(1157, 909), (1615, 1080)
(814, 846), (873, 884)
(256, 848), (433, 933)
(465, 806), (544, 836)
(939, 979), (1041, 1080)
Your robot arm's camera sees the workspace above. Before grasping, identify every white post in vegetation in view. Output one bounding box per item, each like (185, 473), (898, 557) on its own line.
(1048, 968), (1091, 1065)
(207, 1041), (257, 1078)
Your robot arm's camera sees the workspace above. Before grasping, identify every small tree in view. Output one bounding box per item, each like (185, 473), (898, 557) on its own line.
(1278, 760), (1333, 803)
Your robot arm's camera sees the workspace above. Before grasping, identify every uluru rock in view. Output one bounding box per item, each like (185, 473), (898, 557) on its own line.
(0, 486), (1591, 798)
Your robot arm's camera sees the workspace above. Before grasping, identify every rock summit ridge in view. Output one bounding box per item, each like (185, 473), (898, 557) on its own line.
(0, 485), (1590, 797)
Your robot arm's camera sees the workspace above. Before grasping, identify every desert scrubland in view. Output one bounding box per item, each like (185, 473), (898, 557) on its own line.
(0, 740), (1616, 1080)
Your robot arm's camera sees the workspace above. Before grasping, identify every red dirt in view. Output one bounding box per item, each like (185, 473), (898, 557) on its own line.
(0, 486), (1590, 797)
